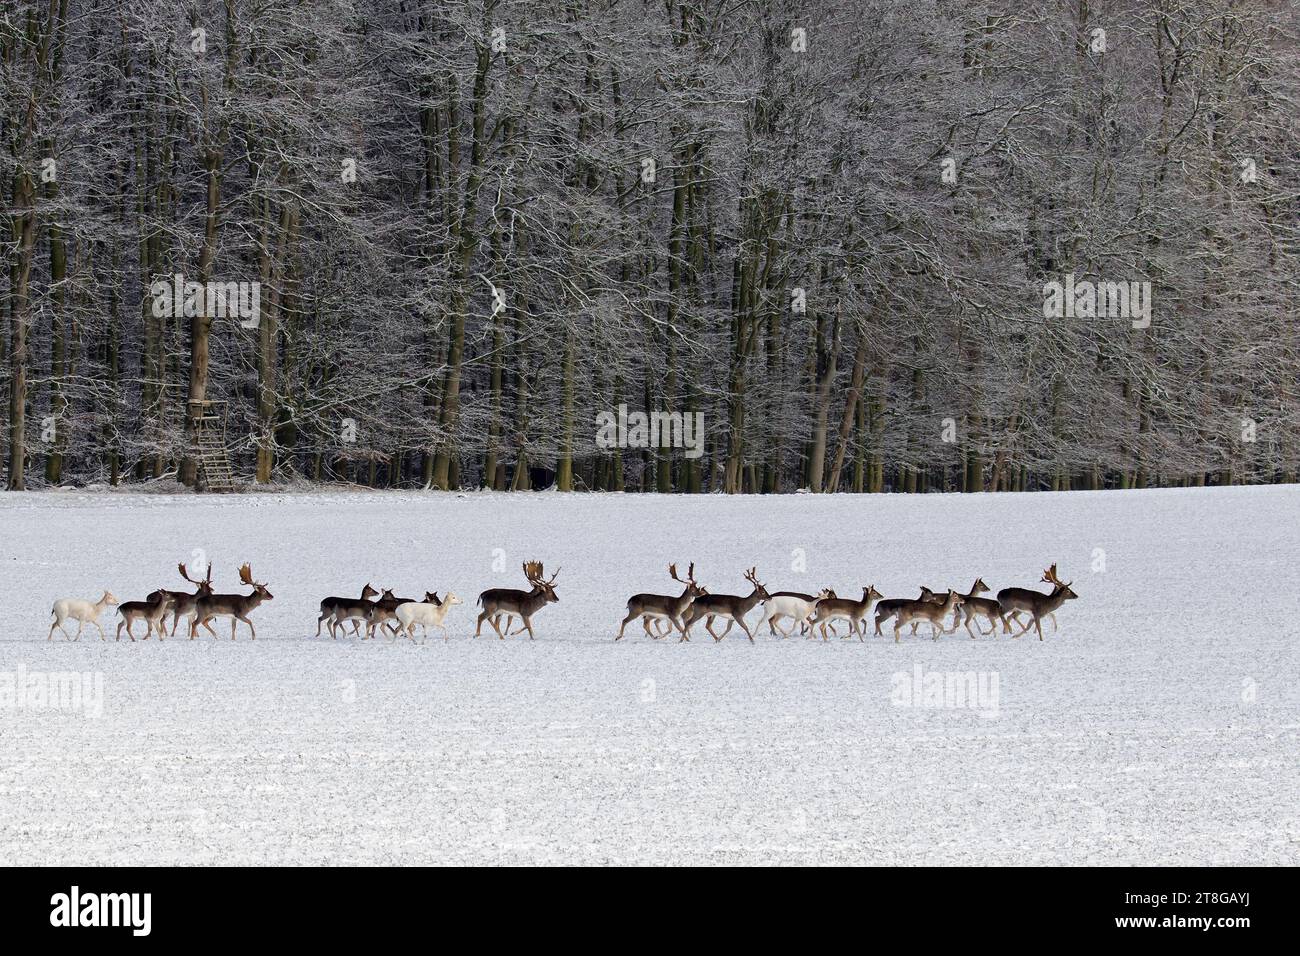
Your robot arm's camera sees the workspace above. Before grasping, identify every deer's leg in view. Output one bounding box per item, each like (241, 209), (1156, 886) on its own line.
(739, 619), (755, 643)
(874, 615), (884, 637)
(855, 618), (866, 642)
(48, 618), (59, 640)
(616, 611), (637, 641)
(1048, 613), (1059, 632)
(1034, 615), (1044, 641)
(74, 620), (85, 641)
(964, 611), (979, 639)
(522, 615), (536, 640)
(894, 619), (904, 644)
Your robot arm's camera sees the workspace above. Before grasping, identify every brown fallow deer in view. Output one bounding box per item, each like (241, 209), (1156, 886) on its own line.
(158, 563), (216, 638)
(317, 583), (379, 638)
(117, 591), (173, 641)
(330, 586), (391, 638)
(760, 588), (836, 638)
(475, 561), (560, 640)
(905, 579), (989, 636)
(997, 564), (1077, 641)
(806, 586), (882, 641)
(873, 587), (938, 636)
(190, 564), (274, 640)
(679, 567), (770, 643)
(363, 588), (419, 639)
(950, 578), (1002, 638)
(616, 563), (706, 640)
(893, 589), (964, 642)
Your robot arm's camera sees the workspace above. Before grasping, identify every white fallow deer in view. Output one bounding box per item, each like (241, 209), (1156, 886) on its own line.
(997, 564), (1078, 641)
(806, 586), (882, 641)
(189, 563), (274, 640)
(758, 588), (835, 638)
(680, 568), (770, 643)
(317, 582), (379, 638)
(396, 592), (462, 642)
(475, 561), (560, 640)
(893, 589), (964, 642)
(616, 563), (706, 640)
(116, 592), (173, 641)
(48, 592), (118, 641)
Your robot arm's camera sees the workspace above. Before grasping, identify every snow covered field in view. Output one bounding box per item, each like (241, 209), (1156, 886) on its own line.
(1, 486), (1296, 865)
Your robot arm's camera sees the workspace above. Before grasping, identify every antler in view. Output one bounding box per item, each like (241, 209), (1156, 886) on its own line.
(523, 560), (542, 583)
(239, 563), (265, 587)
(743, 566), (761, 587)
(544, 565), (560, 586)
(687, 561), (698, 586)
(179, 562), (199, 584)
(1042, 564), (1063, 586)
(668, 563), (684, 584)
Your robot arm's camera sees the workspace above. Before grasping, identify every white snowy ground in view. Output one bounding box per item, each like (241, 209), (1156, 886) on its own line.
(0, 485), (1296, 866)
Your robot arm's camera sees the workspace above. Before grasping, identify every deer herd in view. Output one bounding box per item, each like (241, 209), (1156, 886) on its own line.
(47, 560), (1078, 644)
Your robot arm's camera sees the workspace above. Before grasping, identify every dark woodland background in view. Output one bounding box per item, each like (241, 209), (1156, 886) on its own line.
(2, 0), (1297, 493)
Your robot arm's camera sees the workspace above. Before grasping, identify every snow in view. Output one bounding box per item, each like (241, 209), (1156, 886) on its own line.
(1, 485), (1296, 865)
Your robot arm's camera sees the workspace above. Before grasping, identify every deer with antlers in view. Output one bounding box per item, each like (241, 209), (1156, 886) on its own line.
(158, 562), (217, 637)
(189, 564), (274, 640)
(997, 564), (1077, 640)
(475, 561), (560, 640)
(316, 583), (379, 638)
(616, 562), (706, 640)
(806, 586), (882, 641)
(679, 567), (769, 643)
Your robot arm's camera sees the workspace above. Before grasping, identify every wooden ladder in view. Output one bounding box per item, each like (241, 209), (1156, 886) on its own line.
(190, 402), (239, 493)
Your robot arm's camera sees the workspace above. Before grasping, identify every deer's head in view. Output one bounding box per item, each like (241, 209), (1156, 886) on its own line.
(239, 563), (274, 602)
(1043, 564), (1077, 601)
(362, 583), (380, 601)
(524, 561), (560, 603)
(670, 562), (706, 598)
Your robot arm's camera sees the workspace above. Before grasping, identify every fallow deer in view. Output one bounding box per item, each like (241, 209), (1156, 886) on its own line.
(475, 561), (560, 640)
(190, 563), (274, 640)
(395, 592), (463, 642)
(117, 592), (173, 641)
(317, 582), (379, 638)
(951, 578), (1001, 638)
(759, 588), (836, 638)
(364, 588), (418, 639)
(997, 564), (1077, 640)
(163, 563), (216, 637)
(873, 587), (938, 636)
(48, 592), (118, 641)
(806, 586), (882, 641)
(893, 589), (964, 642)
(679, 567), (769, 643)
(616, 563), (706, 640)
